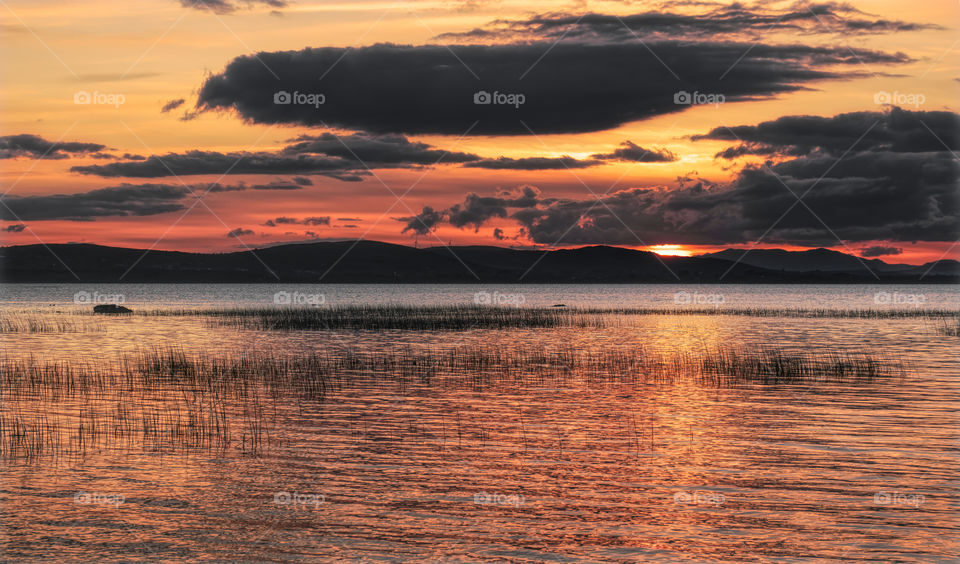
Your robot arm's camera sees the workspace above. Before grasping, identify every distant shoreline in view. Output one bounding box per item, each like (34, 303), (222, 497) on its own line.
(2, 240), (957, 284)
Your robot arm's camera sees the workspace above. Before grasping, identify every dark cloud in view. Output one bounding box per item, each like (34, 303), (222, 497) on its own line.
(282, 132), (480, 165)
(248, 179), (309, 190)
(263, 216), (331, 227)
(318, 171), (368, 182)
(181, 0), (287, 15)
(69, 133), (486, 179)
(447, 186), (543, 230)
(4, 224), (27, 233)
(161, 98), (185, 113)
(398, 186), (544, 234)
(291, 176), (313, 186)
(70, 150), (364, 180)
(1, 134), (107, 160)
(71, 132), (602, 178)
(463, 156), (601, 170)
(1, 179), (311, 221)
(403, 109), (959, 247)
(438, 5), (938, 43)
(226, 227), (255, 238)
(337, 217), (361, 222)
(121, 153), (146, 160)
(399, 206), (445, 235)
(195, 41), (906, 135)
(694, 107), (960, 158)
(179, 110), (201, 122)
(0, 183), (192, 221)
(590, 141), (678, 163)
(860, 245), (903, 257)
(263, 216), (298, 226)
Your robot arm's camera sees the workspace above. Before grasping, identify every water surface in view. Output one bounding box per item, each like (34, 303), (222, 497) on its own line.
(1, 284), (957, 562)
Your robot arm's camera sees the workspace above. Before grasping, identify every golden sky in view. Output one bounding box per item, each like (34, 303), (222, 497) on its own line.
(1, 0), (957, 263)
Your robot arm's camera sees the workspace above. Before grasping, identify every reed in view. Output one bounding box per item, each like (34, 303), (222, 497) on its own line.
(935, 318), (960, 336)
(142, 305), (606, 331)
(0, 342), (903, 462)
(0, 314), (105, 333)
(589, 306), (958, 319)
(130, 305), (958, 333)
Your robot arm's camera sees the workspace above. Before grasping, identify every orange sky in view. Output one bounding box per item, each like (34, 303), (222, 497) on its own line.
(0, 0), (957, 264)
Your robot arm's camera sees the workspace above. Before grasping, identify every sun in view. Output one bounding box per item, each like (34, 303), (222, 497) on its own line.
(648, 244), (693, 257)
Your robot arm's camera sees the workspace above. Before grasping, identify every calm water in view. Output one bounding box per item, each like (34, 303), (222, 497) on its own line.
(2, 284), (958, 562)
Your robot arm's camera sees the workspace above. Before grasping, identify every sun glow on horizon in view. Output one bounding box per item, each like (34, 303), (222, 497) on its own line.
(649, 245), (693, 257)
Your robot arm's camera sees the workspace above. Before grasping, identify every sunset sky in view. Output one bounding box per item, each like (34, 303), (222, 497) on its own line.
(1, 0), (957, 263)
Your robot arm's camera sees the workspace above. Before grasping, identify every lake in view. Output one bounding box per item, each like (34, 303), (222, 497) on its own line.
(1, 284), (957, 562)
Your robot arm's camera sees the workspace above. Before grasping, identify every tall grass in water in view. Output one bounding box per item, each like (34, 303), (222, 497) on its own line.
(597, 307), (957, 319)
(1, 343), (903, 461)
(149, 305), (606, 331)
(135, 305), (957, 333)
(0, 314), (105, 333)
(935, 318), (960, 336)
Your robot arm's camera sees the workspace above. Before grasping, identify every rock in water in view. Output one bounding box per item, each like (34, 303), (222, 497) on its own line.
(93, 304), (132, 314)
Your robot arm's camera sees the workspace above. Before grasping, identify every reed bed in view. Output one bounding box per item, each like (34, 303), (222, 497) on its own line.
(0, 314), (105, 333)
(143, 305), (606, 331)
(128, 305), (959, 333)
(1, 343), (903, 461)
(935, 318), (960, 336)
(592, 307), (958, 319)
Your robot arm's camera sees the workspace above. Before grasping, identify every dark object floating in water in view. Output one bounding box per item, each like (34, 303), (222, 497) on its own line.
(93, 304), (132, 314)
(551, 304), (567, 308)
